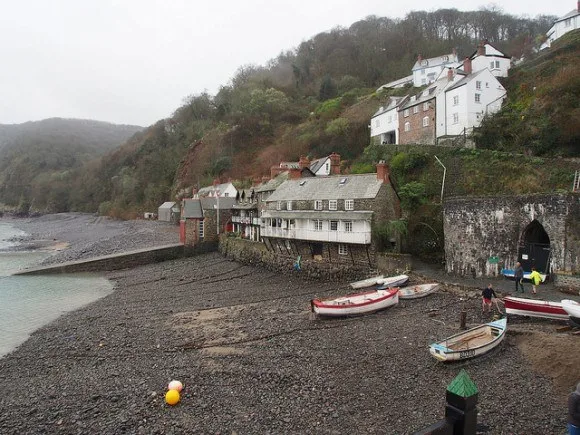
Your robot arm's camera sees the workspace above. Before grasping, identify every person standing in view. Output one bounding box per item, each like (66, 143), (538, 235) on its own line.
(568, 382), (580, 435)
(482, 283), (498, 314)
(514, 262), (524, 293)
(529, 267), (542, 295)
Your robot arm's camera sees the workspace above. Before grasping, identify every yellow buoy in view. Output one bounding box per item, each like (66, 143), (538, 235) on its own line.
(165, 389), (180, 405)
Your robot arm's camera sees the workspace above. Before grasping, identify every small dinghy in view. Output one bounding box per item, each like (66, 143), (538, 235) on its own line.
(504, 296), (568, 320)
(429, 318), (507, 362)
(501, 269), (547, 283)
(398, 283), (439, 300)
(311, 288), (399, 317)
(349, 275), (384, 290)
(375, 274), (409, 289)
(561, 299), (580, 326)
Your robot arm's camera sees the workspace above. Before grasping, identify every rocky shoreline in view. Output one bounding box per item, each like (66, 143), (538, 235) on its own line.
(0, 214), (577, 434)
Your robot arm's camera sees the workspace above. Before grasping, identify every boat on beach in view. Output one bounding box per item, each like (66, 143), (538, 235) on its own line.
(311, 288), (399, 317)
(561, 299), (580, 326)
(398, 283), (439, 300)
(429, 318), (507, 362)
(501, 268), (547, 283)
(349, 275), (384, 289)
(375, 274), (409, 289)
(503, 296), (568, 320)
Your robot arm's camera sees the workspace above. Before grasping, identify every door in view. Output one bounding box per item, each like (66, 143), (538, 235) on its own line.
(518, 220), (551, 274)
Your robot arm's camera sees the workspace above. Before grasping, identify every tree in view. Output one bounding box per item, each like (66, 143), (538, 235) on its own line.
(319, 75), (337, 101)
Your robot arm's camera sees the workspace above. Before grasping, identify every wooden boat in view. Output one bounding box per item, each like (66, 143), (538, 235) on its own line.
(311, 288), (399, 317)
(503, 296), (568, 320)
(501, 268), (547, 283)
(398, 283), (439, 300)
(429, 318), (507, 362)
(375, 274), (409, 289)
(561, 299), (580, 325)
(349, 275), (384, 289)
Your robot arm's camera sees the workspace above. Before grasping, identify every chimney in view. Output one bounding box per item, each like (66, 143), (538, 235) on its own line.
(298, 155), (310, 169)
(253, 176), (261, 186)
(213, 178), (219, 187)
(270, 165), (282, 179)
(376, 160), (390, 184)
(289, 168), (302, 179)
(329, 152), (341, 175)
(477, 41), (485, 56)
(463, 57), (472, 75)
(191, 188), (198, 198)
(417, 54), (422, 63)
(452, 47), (457, 58)
(261, 176), (269, 184)
(447, 68), (454, 81)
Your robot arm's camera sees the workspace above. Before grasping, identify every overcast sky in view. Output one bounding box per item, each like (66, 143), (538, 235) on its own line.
(0, 0), (568, 127)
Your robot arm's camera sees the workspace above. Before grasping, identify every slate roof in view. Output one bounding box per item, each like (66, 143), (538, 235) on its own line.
(198, 182), (235, 197)
(254, 171), (290, 193)
(446, 69), (487, 92)
(182, 199), (203, 219)
(400, 78), (450, 109)
(309, 157), (329, 174)
(159, 201), (176, 209)
(412, 52), (458, 71)
(265, 174), (382, 201)
(554, 8), (580, 23)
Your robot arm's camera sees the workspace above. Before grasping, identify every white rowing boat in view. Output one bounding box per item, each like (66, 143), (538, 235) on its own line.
(376, 274), (409, 289)
(429, 318), (507, 362)
(561, 299), (580, 326)
(398, 283), (439, 300)
(311, 288), (399, 317)
(349, 275), (384, 289)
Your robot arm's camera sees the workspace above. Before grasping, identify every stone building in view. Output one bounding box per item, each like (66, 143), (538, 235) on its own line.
(260, 162), (400, 267)
(443, 193), (580, 278)
(179, 197), (235, 246)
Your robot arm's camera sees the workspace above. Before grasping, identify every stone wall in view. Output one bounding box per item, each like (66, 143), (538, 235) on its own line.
(377, 253), (413, 274)
(554, 273), (580, 293)
(443, 193), (580, 278)
(399, 104), (435, 145)
(220, 237), (373, 282)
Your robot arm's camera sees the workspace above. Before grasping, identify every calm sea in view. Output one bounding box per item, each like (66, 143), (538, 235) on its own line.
(0, 222), (113, 358)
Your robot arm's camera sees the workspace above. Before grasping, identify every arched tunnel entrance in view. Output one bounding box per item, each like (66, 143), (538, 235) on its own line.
(518, 219), (551, 274)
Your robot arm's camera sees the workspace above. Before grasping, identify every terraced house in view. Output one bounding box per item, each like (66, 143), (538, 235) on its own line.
(260, 162), (400, 267)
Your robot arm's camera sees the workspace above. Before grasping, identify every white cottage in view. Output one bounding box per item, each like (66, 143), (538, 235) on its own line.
(541, 3), (580, 49)
(468, 40), (511, 78)
(411, 51), (460, 87)
(369, 97), (408, 145)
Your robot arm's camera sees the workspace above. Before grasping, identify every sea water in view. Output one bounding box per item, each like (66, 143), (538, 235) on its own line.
(0, 222), (113, 358)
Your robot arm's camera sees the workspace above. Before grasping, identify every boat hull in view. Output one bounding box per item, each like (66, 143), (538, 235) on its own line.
(312, 288), (399, 317)
(504, 296), (568, 320)
(561, 300), (580, 325)
(376, 275), (409, 290)
(429, 318), (507, 362)
(398, 283), (439, 300)
(501, 269), (547, 283)
(349, 275), (384, 290)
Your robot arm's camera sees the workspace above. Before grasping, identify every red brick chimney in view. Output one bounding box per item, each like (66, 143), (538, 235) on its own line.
(447, 68), (454, 81)
(261, 176), (269, 184)
(376, 160), (390, 184)
(289, 168), (302, 179)
(270, 165), (282, 179)
(417, 54), (422, 63)
(213, 178), (219, 187)
(298, 155), (310, 169)
(253, 176), (261, 186)
(463, 57), (472, 75)
(477, 41), (485, 56)
(329, 152), (341, 175)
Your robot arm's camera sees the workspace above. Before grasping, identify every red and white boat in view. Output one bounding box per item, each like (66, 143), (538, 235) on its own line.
(561, 299), (580, 325)
(311, 288), (399, 317)
(503, 296), (568, 320)
(398, 283), (439, 300)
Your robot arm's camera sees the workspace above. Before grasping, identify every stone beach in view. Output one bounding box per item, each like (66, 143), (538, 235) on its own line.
(0, 213), (578, 434)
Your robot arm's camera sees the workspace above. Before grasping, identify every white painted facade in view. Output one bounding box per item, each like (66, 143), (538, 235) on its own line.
(261, 217), (372, 244)
(198, 182), (238, 198)
(541, 6), (580, 49)
(311, 157), (331, 176)
(436, 69), (506, 138)
(412, 53), (460, 87)
(470, 43), (511, 78)
(370, 97), (406, 145)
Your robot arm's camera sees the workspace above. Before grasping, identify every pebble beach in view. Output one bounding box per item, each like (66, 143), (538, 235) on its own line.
(0, 213), (578, 434)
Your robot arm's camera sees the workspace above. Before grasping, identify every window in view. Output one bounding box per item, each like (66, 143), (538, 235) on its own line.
(224, 193), (229, 197)
(453, 95), (459, 106)
(344, 221), (353, 232)
(375, 119), (380, 127)
(423, 102), (429, 111)
(453, 113), (459, 124)
(344, 199), (354, 211)
(476, 81), (481, 90)
(276, 201), (282, 210)
(287, 201), (292, 211)
(329, 200), (337, 210)
(565, 18), (571, 27)
(403, 108), (409, 117)
(475, 93), (481, 103)
(404, 122), (410, 132)
(486, 82), (489, 88)
(422, 116), (429, 127)
(314, 220), (323, 231)
(490, 60), (500, 69)
(199, 220), (204, 239)
(325, 162), (330, 172)
(338, 244), (348, 255)
(330, 220), (338, 231)
(314, 200), (323, 210)
(413, 106), (419, 114)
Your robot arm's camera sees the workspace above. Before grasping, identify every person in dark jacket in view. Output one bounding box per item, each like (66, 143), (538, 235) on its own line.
(569, 382), (580, 434)
(482, 283), (499, 314)
(514, 262), (524, 293)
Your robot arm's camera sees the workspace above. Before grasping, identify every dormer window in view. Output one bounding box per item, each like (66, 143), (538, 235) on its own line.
(442, 55), (449, 61)
(344, 200), (354, 211)
(287, 201), (293, 211)
(277, 201), (282, 210)
(329, 200), (337, 210)
(314, 200), (323, 210)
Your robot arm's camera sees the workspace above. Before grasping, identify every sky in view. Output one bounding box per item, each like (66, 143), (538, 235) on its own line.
(0, 0), (570, 127)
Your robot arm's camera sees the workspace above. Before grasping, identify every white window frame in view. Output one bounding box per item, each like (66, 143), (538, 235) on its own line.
(314, 219), (323, 231)
(453, 113), (459, 124)
(276, 201), (282, 210)
(453, 95), (459, 106)
(476, 81), (482, 90)
(404, 122), (410, 132)
(413, 106), (419, 114)
(423, 102), (429, 111)
(199, 220), (204, 239)
(287, 200), (292, 211)
(329, 200), (337, 210)
(343, 221), (353, 232)
(338, 244), (348, 255)
(422, 116), (429, 127)
(330, 220), (338, 231)
(403, 108), (409, 117)
(314, 200), (323, 210)
(344, 199), (354, 211)
(475, 93), (481, 103)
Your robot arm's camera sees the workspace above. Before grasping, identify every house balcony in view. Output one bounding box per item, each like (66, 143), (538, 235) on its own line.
(232, 216), (260, 225)
(261, 227), (371, 244)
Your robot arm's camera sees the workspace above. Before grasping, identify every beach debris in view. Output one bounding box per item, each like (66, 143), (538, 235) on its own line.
(168, 380), (183, 392)
(165, 389), (180, 406)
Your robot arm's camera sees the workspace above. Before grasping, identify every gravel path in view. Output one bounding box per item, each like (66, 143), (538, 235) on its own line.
(0, 214), (576, 434)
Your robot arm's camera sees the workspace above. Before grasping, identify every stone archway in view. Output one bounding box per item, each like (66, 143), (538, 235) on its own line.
(518, 219), (551, 274)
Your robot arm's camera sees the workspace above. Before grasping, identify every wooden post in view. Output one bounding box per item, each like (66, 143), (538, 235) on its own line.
(460, 310), (467, 330)
(445, 369), (478, 435)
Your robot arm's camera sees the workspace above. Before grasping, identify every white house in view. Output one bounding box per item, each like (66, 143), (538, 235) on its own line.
(376, 75), (413, 91)
(411, 51), (460, 87)
(541, 3), (580, 49)
(468, 40), (511, 78)
(197, 181), (238, 198)
(435, 59), (506, 139)
(369, 96), (408, 145)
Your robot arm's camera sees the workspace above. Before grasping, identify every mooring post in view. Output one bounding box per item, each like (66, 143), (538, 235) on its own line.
(460, 310), (467, 330)
(445, 369), (478, 435)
